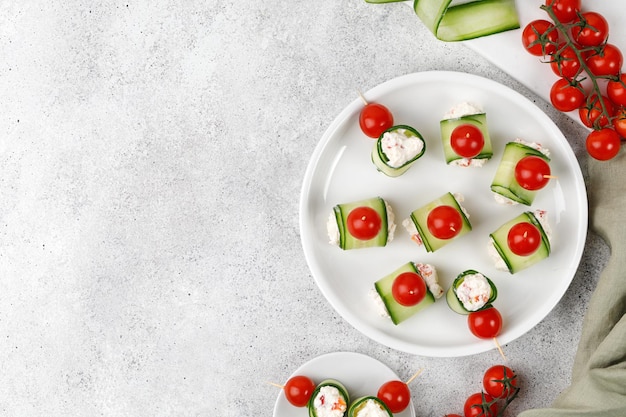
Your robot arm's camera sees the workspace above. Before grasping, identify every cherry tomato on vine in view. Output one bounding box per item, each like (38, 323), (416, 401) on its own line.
(427, 205), (462, 240)
(522, 20), (558, 56)
(586, 128), (621, 161)
(614, 107), (626, 139)
(464, 392), (499, 417)
(515, 155), (551, 190)
(347, 206), (382, 240)
(284, 375), (316, 407)
(545, 0), (581, 23)
(483, 365), (519, 399)
(571, 12), (609, 47)
(450, 124), (484, 158)
(508, 222), (542, 256)
(359, 103), (394, 139)
(607, 74), (626, 107)
(586, 44), (623, 77)
(550, 44), (585, 79)
(391, 272), (426, 307)
(579, 94), (615, 128)
(377, 380), (411, 413)
(468, 307), (502, 339)
(550, 78), (585, 112)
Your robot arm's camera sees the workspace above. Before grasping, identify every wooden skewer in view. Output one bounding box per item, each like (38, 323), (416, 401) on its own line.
(405, 368), (424, 385)
(357, 90), (369, 106)
(493, 337), (507, 362)
(267, 381), (284, 389)
(544, 175), (558, 179)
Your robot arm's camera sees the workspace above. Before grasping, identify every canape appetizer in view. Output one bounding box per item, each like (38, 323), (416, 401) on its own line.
(327, 197), (396, 250)
(491, 139), (552, 206)
(347, 396), (393, 417)
(371, 262), (443, 325)
(446, 270), (498, 315)
(371, 125), (426, 177)
(308, 379), (349, 417)
(440, 103), (493, 167)
(402, 192), (471, 252)
(488, 210), (551, 274)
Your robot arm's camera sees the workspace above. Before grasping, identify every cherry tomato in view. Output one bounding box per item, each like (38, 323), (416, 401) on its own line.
(468, 307), (503, 339)
(571, 12), (609, 47)
(550, 78), (585, 112)
(515, 155), (551, 190)
(614, 107), (626, 139)
(586, 44), (623, 77)
(522, 20), (558, 56)
(586, 128), (621, 161)
(550, 44), (585, 79)
(284, 375), (316, 407)
(377, 380), (411, 413)
(579, 94), (615, 128)
(607, 74), (626, 107)
(347, 206), (382, 240)
(359, 103), (394, 139)
(450, 124), (484, 158)
(392, 272), (426, 307)
(545, 0), (581, 23)
(507, 222), (542, 256)
(427, 205), (462, 240)
(464, 392), (499, 417)
(483, 365), (518, 399)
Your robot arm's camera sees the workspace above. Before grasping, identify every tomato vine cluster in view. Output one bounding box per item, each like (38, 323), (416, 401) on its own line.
(521, 0), (626, 161)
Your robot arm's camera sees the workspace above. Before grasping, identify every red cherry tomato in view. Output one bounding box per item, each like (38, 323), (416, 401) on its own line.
(427, 205), (462, 240)
(586, 128), (621, 161)
(450, 124), (484, 158)
(284, 375), (316, 407)
(464, 392), (499, 417)
(359, 103), (394, 139)
(545, 0), (581, 23)
(607, 74), (626, 107)
(614, 107), (626, 139)
(507, 222), (542, 256)
(550, 44), (585, 79)
(550, 78), (585, 112)
(586, 44), (623, 77)
(483, 365), (518, 399)
(515, 155), (551, 190)
(391, 272), (426, 307)
(468, 307), (503, 339)
(522, 20), (558, 56)
(346, 206), (382, 240)
(377, 380), (411, 413)
(571, 12), (609, 47)
(579, 94), (615, 128)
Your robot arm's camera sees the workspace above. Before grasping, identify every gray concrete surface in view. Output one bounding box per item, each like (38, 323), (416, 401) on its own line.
(0, 1), (608, 416)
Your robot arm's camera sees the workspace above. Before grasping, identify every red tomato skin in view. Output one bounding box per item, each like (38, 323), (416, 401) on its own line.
(586, 128), (621, 161)
(427, 205), (463, 240)
(545, 0), (581, 23)
(522, 20), (558, 56)
(571, 12), (609, 47)
(483, 365), (518, 399)
(515, 155), (551, 190)
(507, 222), (542, 256)
(391, 272), (426, 307)
(284, 375), (316, 407)
(464, 392), (499, 417)
(607, 74), (626, 107)
(614, 108), (626, 139)
(550, 78), (585, 112)
(346, 206), (382, 240)
(450, 124), (484, 158)
(586, 44), (623, 77)
(377, 380), (411, 413)
(550, 44), (584, 79)
(359, 103), (394, 139)
(579, 95), (615, 128)
(468, 307), (503, 339)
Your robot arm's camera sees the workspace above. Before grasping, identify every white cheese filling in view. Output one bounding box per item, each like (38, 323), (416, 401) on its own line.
(455, 273), (492, 311)
(313, 386), (347, 417)
(415, 262), (444, 299)
(354, 399), (390, 417)
(380, 129), (424, 168)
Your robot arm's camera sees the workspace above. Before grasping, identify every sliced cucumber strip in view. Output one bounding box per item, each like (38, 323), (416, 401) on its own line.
(371, 125), (426, 177)
(348, 396), (392, 417)
(374, 262), (436, 325)
(308, 379), (349, 417)
(440, 113), (493, 164)
(333, 197), (389, 250)
(408, 192), (471, 252)
(414, 0), (519, 41)
(445, 270), (497, 315)
(490, 142), (551, 206)
(490, 211), (551, 274)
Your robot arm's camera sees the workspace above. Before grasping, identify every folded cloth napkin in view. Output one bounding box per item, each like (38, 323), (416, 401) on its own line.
(519, 154), (626, 416)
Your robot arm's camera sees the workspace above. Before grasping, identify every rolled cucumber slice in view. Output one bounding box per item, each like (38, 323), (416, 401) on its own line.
(308, 379), (349, 417)
(490, 211), (551, 274)
(440, 113), (493, 164)
(347, 396), (392, 417)
(445, 270), (497, 315)
(374, 262), (436, 325)
(371, 125), (426, 177)
(490, 142), (551, 206)
(333, 197), (390, 250)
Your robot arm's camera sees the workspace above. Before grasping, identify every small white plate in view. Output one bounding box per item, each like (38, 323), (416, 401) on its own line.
(299, 71), (587, 357)
(272, 352), (416, 417)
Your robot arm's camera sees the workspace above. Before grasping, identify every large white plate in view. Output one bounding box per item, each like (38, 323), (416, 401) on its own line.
(299, 71), (587, 357)
(273, 352), (416, 417)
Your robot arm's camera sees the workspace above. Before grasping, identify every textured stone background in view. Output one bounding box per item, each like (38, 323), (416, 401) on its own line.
(0, 1), (606, 416)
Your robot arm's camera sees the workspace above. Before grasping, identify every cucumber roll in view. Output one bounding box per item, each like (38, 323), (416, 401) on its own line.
(308, 379), (349, 417)
(347, 396), (392, 417)
(446, 270), (498, 315)
(371, 125), (425, 177)
(440, 103), (493, 167)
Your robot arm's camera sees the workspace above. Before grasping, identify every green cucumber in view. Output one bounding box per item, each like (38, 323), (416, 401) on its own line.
(413, 0), (519, 41)
(371, 125), (426, 177)
(308, 379), (349, 417)
(445, 270), (497, 315)
(333, 197), (389, 250)
(408, 192), (471, 252)
(374, 262), (436, 325)
(490, 211), (551, 274)
(348, 396), (392, 417)
(440, 113), (493, 164)
(490, 142), (551, 206)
